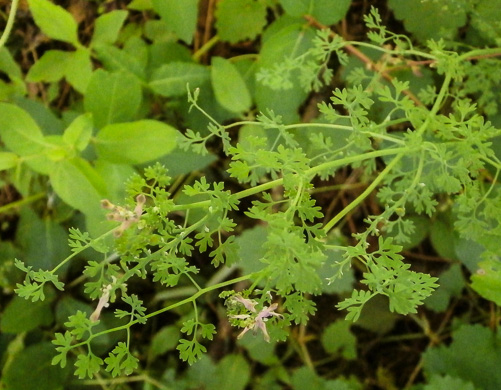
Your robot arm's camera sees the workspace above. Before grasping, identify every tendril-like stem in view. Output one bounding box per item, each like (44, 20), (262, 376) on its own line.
(0, 0), (19, 49)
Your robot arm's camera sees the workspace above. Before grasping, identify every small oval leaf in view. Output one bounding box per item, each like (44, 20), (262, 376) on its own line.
(95, 120), (177, 164)
(211, 57), (252, 113)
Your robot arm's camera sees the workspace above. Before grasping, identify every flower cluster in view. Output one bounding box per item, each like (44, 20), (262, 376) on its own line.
(101, 194), (146, 237)
(230, 295), (283, 342)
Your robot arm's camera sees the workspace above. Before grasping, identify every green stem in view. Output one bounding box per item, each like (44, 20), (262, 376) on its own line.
(458, 47), (501, 61)
(51, 228), (117, 274)
(171, 146), (410, 212)
(193, 35), (220, 62)
(346, 41), (437, 61)
(322, 152), (404, 233)
(0, 192), (45, 214)
(73, 273), (257, 347)
(0, 0), (18, 49)
(321, 67), (453, 234)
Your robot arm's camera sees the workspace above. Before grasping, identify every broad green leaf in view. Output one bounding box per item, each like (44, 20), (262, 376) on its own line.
(44, 135), (70, 161)
(150, 326), (180, 360)
(430, 218), (458, 261)
(0, 78), (26, 101)
(236, 225), (268, 277)
(423, 324), (501, 389)
(388, 0), (471, 42)
(158, 147), (217, 176)
(28, 0), (79, 45)
(27, 49), (92, 93)
(2, 343), (70, 390)
(144, 20), (175, 42)
(151, 0), (198, 44)
(91, 10), (128, 46)
(0, 103), (47, 156)
(16, 208), (71, 271)
(26, 50), (70, 82)
(211, 57), (252, 113)
(128, 0), (153, 11)
(15, 96), (65, 135)
(321, 320), (357, 360)
(0, 295), (53, 333)
(471, 259), (501, 306)
(93, 44), (146, 80)
(0, 47), (22, 79)
(95, 160), (136, 202)
(63, 113), (93, 152)
(149, 62), (209, 97)
(186, 356), (218, 388)
(237, 334), (278, 365)
(453, 237), (484, 273)
(211, 354), (250, 390)
(423, 375), (476, 390)
(471, 0), (501, 44)
(0, 152), (19, 170)
(425, 263), (464, 312)
(49, 157), (107, 215)
(215, 0), (267, 43)
(65, 49), (93, 93)
(291, 367), (326, 390)
(280, 0), (351, 25)
(84, 69), (143, 128)
(123, 36), (149, 71)
(148, 42), (193, 71)
(95, 120), (177, 164)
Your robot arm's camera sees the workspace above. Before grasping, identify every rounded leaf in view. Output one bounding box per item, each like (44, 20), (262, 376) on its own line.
(215, 0), (267, 43)
(95, 120), (177, 164)
(84, 69), (143, 129)
(211, 57), (252, 113)
(0, 103), (46, 156)
(50, 158), (107, 215)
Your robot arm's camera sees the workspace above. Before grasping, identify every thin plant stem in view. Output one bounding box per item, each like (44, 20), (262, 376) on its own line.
(0, 0), (19, 49)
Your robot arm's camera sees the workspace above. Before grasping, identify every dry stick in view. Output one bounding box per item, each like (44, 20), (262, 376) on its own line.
(304, 14), (423, 106)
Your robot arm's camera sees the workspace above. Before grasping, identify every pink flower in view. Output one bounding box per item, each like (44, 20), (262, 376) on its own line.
(231, 296), (283, 342)
(90, 283), (112, 322)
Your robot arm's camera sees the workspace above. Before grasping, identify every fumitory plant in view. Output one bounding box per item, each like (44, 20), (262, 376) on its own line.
(3, 0), (501, 386)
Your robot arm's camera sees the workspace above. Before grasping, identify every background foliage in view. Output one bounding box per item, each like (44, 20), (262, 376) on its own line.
(2, 0), (501, 389)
